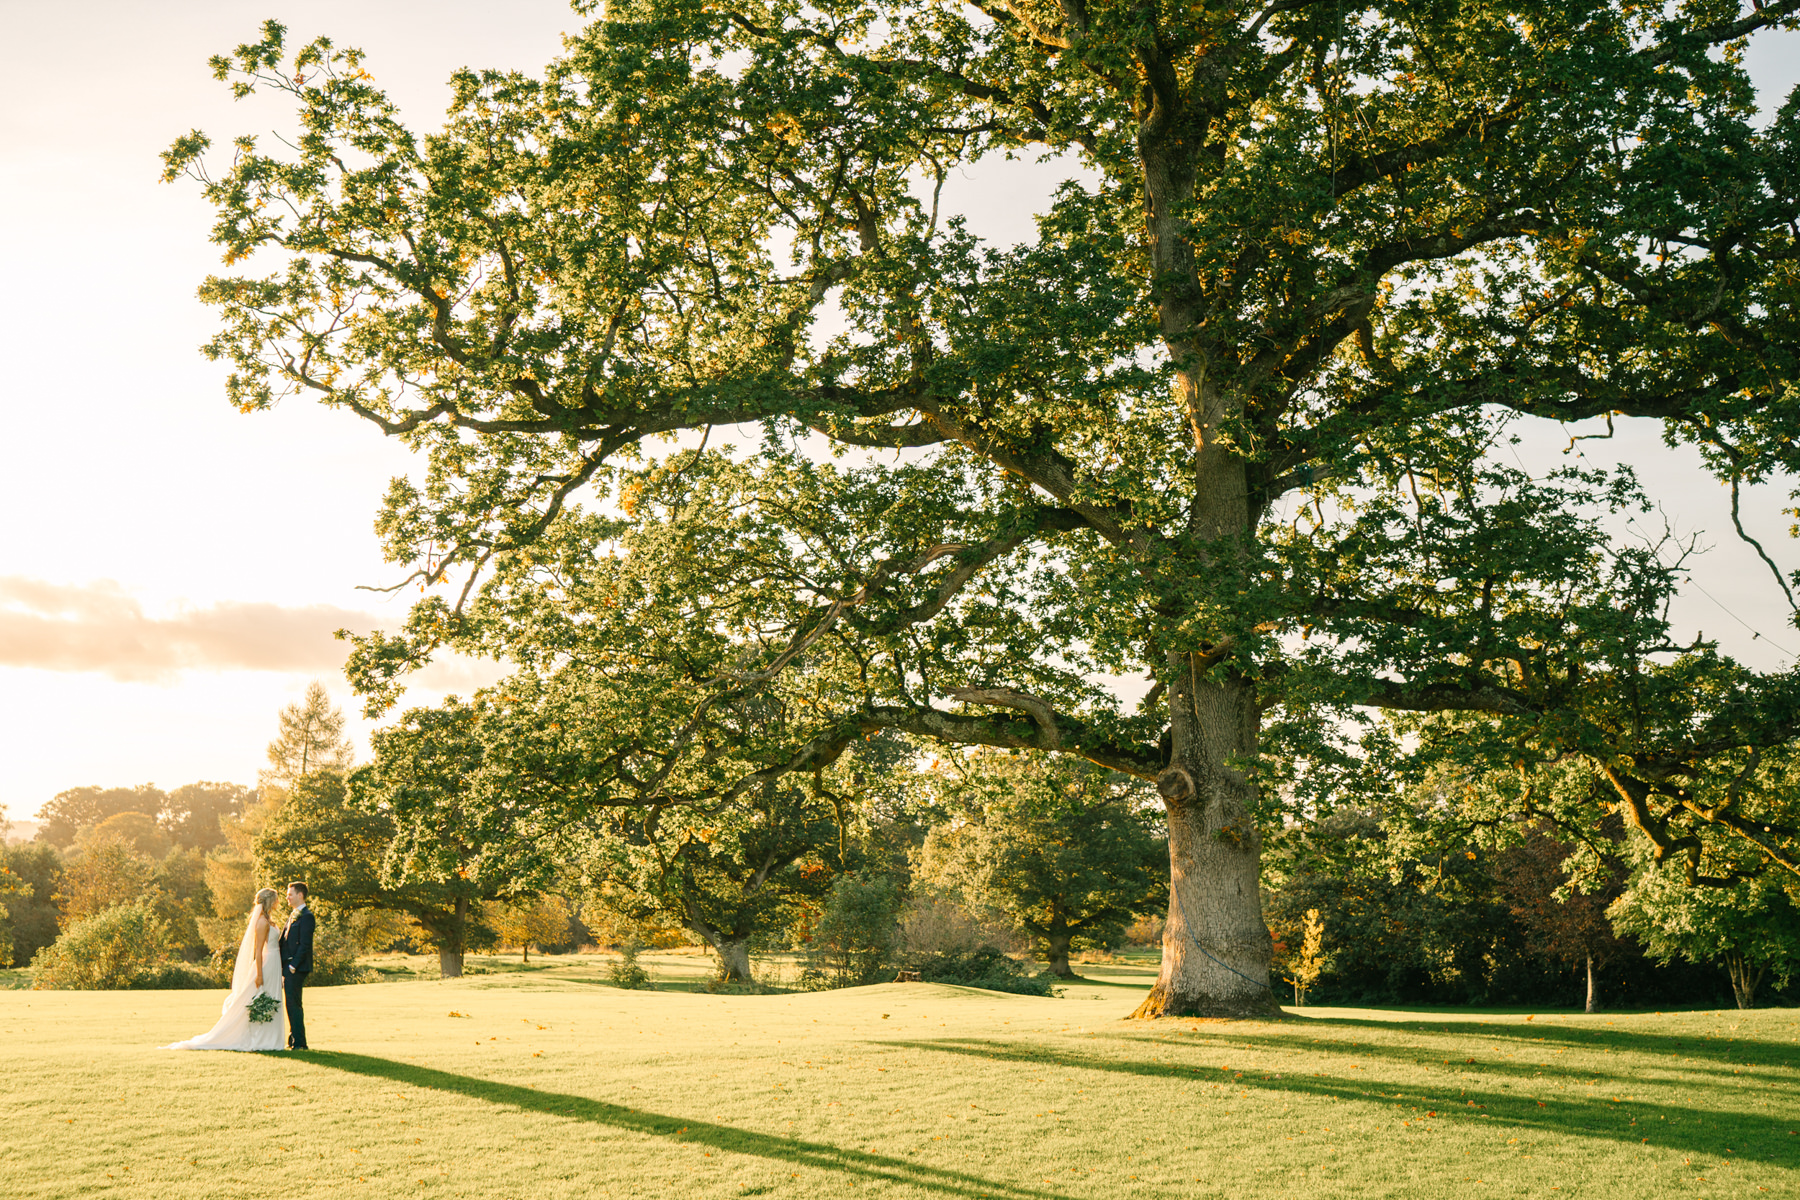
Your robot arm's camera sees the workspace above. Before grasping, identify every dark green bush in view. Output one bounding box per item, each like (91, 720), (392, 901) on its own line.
(1, 843), (63, 968)
(801, 872), (903, 988)
(201, 912), (372, 986)
(302, 912), (377, 985)
(127, 964), (224, 990)
(908, 947), (1058, 996)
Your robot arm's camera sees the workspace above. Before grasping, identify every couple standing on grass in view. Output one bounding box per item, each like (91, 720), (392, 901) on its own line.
(164, 881), (315, 1053)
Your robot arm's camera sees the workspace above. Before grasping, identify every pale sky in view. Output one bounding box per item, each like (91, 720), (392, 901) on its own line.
(1, 1), (1795, 828)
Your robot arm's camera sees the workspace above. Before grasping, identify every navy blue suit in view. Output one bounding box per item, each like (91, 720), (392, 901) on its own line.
(279, 906), (315, 1049)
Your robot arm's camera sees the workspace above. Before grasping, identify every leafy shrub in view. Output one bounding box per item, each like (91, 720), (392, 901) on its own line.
(195, 909), (372, 985)
(906, 947), (1058, 996)
(899, 889), (1021, 958)
(31, 901), (178, 989)
(307, 914), (376, 985)
(609, 938), (651, 989)
(702, 974), (774, 994)
(128, 963), (224, 990)
(801, 872), (902, 988)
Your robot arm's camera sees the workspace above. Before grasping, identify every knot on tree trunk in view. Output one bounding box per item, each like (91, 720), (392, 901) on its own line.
(1157, 767), (1195, 802)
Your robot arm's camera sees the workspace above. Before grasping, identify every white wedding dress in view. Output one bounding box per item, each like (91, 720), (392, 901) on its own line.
(164, 911), (284, 1052)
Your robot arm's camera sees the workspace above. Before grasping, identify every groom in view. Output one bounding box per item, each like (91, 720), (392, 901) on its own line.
(279, 881), (315, 1051)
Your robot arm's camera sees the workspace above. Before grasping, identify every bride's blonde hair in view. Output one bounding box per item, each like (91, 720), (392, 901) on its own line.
(253, 887), (279, 918)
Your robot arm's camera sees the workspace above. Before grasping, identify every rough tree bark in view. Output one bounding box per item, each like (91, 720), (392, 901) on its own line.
(711, 936), (753, 984)
(1134, 665), (1279, 1018)
(1585, 954), (1599, 1014)
(688, 917), (753, 983)
(437, 896), (470, 978)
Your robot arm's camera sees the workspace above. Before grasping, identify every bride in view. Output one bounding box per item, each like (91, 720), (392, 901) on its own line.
(164, 887), (285, 1052)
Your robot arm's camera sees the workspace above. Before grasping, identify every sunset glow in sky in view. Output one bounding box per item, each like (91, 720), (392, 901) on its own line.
(2, 1), (1797, 829)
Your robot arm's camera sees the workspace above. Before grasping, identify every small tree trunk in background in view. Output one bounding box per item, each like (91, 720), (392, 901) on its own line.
(439, 896), (469, 978)
(1045, 924), (1075, 979)
(1724, 951), (1764, 1009)
(521, 942), (530, 964)
(710, 935), (752, 983)
(1584, 953), (1598, 1013)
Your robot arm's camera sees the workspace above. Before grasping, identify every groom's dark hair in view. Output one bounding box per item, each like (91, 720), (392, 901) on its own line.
(288, 881), (309, 899)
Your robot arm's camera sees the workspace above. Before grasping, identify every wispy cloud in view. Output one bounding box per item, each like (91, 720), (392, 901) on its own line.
(0, 577), (381, 682)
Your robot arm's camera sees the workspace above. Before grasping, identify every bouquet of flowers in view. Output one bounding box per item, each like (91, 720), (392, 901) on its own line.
(247, 992), (280, 1024)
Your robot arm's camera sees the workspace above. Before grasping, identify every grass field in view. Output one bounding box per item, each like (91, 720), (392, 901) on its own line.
(3, 952), (1797, 1199)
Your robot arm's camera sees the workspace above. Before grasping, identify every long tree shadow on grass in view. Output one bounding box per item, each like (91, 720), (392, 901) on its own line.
(1119, 1017), (1800, 1086)
(1055, 976), (1155, 989)
(1269, 1012), (1796, 1061)
(880, 1039), (1796, 1164)
(296, 1052), (1076, 1200)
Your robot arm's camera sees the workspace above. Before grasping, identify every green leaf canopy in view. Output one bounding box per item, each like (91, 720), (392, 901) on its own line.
(173, 0), (1800, 1014)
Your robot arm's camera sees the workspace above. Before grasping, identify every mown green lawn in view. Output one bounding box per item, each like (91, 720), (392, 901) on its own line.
(3, 954), (1796, 1198)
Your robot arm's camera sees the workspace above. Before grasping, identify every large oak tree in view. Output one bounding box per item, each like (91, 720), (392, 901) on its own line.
(169, 0), (1800, 1015)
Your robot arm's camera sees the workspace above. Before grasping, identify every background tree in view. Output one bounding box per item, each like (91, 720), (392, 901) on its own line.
(584, 785), (842, 983)
(172, 2), (1800, 1015)
(193, 690), (352, 951)
(486, 894), (572, 963)
(1496, 825), (1628, 1013)
(161, 782), (254, 852)
(917, 751), (1165, 978)
(326, 535), (906, 982)
(1610, 864), (1800, 1009)
(263, 681), (355, 790)
(254, 769), (518, 978)
(54, 839), (155, 925)
(0, 842), (62, 969)
(580, 880), (691, 950)
(1291, 910), (1327, 1007)
(149, 845), (215, 962)
(200, 788), (281, 938)
(0, 865), (32, 968)
(1265, 809), (1536, 1006)
(1261, 781), (1766, 1008)
(81, 812), (169, 859)
(34, 784), (166, 850)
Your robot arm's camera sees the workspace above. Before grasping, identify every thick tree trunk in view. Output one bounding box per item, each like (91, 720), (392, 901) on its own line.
(1045, 925), (1075, 979)
(1134, 670), (1279, 1019)
(439, 895), (469, 978)
(706, 934), (753, 983)
(1129, 129), (1278, 1020)
(1724, 951), (1764, 1009)
(1584, 953), (1598, 1013)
